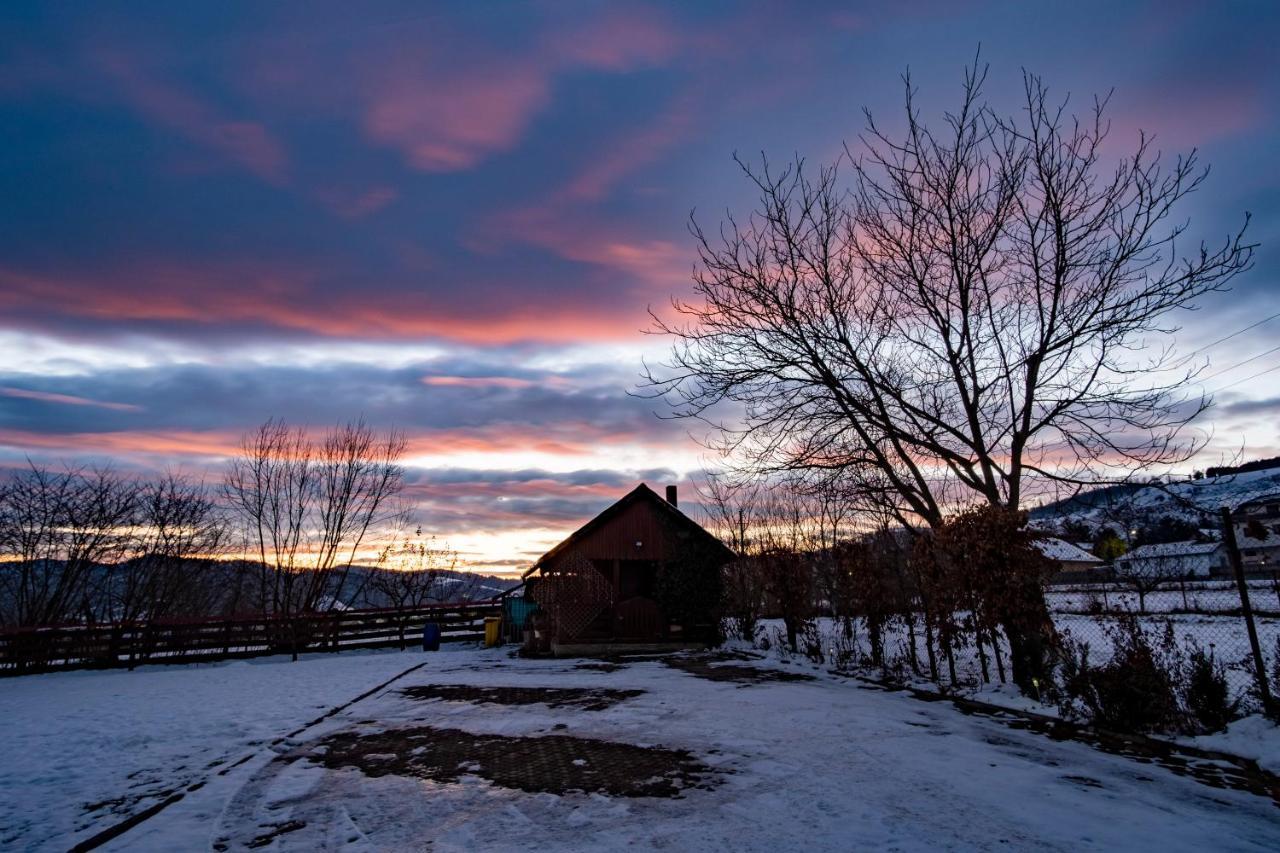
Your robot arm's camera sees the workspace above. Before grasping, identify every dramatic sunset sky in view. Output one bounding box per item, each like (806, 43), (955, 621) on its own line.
(2, 2), (1278, 573)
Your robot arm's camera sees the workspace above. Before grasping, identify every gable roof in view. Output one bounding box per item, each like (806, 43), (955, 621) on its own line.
(1034, 537), (1102, 564)
(1120, 541), (1223, 561)
(523, 483), (735, 578)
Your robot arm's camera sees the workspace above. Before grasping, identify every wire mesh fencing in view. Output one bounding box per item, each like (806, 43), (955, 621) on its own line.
(741, 574), (1278, 730)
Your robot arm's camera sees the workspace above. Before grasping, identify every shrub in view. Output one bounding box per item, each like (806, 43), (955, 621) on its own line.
(799, 620), (824, 664)
(1273, 636), (1280, 702)
(1182, 644), (1237, 733)
(1058, 617), (1182, 733)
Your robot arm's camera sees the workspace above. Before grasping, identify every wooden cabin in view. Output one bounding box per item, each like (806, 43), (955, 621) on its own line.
(522, 483), (734, 655)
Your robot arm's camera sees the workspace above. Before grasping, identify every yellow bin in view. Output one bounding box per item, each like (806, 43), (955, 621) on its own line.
(483, 616), (503, 648)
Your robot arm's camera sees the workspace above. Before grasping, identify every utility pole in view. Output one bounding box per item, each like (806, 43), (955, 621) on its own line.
(1222, 506), (1276, 719)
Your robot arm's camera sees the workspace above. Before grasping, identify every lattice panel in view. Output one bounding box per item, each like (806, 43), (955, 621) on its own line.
(530, 552), (613, 640)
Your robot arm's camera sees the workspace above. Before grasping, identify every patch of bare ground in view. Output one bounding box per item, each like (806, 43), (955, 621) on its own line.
(244, 819), (307, 849)
(664, 656), (815, 684)
(399, 684), (643, 711)
(312, 726), (716, 797)
(573, 661), (628, 673)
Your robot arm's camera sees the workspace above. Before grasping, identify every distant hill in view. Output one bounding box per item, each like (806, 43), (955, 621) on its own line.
(0, 559), (522, 627)
(340, 565), (521, 608)
(1030, 466), (1280, 536)
(1205, 455), (1280, 478)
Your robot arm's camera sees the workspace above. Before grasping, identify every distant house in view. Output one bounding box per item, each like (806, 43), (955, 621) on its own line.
(522, 484), (735, 655)
(1035, 537), (1105, 583)
(1035, 537), (1103, 571)
(1234, 494), (1280, 574)
(1116, 541), (1227, 579)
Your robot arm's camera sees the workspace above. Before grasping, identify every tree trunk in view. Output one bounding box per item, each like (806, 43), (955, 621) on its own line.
(868, 617), (884, 668)
(1000, 612), (1057, 697)
(990, 627), (1006, 684)
(905, 616), (921, 676)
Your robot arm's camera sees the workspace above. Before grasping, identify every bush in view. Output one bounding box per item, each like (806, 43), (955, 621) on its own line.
(799, 620), (824, 664)
(1058, 618), (1182, 733)
(1182, 644), (1237, 733)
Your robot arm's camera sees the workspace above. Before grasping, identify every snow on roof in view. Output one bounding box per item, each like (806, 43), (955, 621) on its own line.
(1236, 491), (1280, 511)
(1122, 541), (1222, 560)
(1236, 530), (1280, 550)
(1034, 537), (1101, 564)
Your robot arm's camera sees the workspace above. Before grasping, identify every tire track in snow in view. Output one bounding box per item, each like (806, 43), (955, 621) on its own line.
(68, 660), (430, 852)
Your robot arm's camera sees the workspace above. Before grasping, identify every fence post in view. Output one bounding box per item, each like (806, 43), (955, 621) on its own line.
(1221, 506), (1277, 718)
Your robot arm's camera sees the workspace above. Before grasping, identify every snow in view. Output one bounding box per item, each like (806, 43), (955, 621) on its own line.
(0, 646), (431, 851)
(1117, 541), (1226, 577)
(1034, 537), (1101, 564)
(1186, 715), (1280, 776)
(1033, 467), (1280, 530)
(3, 645), (1279, 851)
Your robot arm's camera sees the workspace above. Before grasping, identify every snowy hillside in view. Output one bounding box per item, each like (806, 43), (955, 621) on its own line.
(1031, 466), (1280, 534)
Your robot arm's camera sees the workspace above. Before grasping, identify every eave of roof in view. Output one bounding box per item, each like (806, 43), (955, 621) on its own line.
(522, 483), (735, 579)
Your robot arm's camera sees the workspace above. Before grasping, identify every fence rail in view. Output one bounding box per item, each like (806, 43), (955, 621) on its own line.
(0, 601), (502, 676)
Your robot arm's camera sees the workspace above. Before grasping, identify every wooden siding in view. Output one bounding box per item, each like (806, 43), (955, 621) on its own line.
(545, 499), (680, 567)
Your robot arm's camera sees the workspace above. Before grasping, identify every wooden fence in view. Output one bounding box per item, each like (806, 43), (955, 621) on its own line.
(0, 601), (502, 676)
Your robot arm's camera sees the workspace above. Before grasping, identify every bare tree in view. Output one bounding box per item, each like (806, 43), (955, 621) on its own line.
(369, 531), (458, 648)
(646, 60), (1253, 693)
(0, 464), (137, 627)
(1113, 547), (1189, 612)
(304, 421), (408, 610)
(223, 419), (406, 657)
(107, 473), (227, 627)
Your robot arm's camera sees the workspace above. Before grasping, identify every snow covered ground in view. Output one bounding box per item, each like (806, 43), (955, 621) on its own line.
(758, 604), (1279, 716)
(3, 645), (1278, 851)
(0, 647), (428, 851)
(1048, 580), (1280, 614)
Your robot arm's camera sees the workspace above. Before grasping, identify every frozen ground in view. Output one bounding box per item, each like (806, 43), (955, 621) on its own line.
(0, 648), (426, 851)
(3, 645), (1279, 851)
(758, 606), (1279, 716)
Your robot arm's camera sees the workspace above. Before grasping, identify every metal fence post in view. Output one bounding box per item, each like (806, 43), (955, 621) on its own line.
(1221, 506), (1277, 718)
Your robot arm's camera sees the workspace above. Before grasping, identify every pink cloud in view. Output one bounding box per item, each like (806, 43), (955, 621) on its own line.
(94, 52), (289, 184)
(315, 185), (399, 219)
(481, 205), (689, 295)
(0, 261), (645, 346)
(0, 427), (240, 459)
(466, 82), (704, 287)
(0, 387), (141, 412)
(562, 90), (699, 202)
(1108, 78), (1267, 149)
(421, 375), (535, 390)
(365, 60), (550, 172)
(420, 374), (576, 391)
(357, 7), (682, 173)
(545, 7), (681, 71)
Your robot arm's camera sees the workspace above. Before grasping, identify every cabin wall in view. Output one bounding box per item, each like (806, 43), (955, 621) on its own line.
(546, 500), (678, 566)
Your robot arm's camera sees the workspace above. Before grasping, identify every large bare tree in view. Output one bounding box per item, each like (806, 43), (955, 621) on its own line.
(647, 62), (1254, 529)
(0, 464), (137, 626)
(223, 419), (406, 639)
(648, 62), (1253, 694)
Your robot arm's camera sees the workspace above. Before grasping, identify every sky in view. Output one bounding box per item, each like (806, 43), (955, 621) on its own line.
(2, 1), (1278, 574)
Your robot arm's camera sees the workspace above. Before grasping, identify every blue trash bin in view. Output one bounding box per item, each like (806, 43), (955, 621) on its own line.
(422, 622), (441, 651)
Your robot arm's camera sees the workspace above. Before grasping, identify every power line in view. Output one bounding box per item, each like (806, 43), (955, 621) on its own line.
(1209, 363), (1280, 395)
(1185, 311), (1280, 358)
(1200, 345), (1280, 384)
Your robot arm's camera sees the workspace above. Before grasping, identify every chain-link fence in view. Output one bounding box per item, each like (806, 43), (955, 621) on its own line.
(744, 573), (1277, 731)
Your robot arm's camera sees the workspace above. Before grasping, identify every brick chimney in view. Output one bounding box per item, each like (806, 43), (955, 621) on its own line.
(665, 484), (678, 507)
